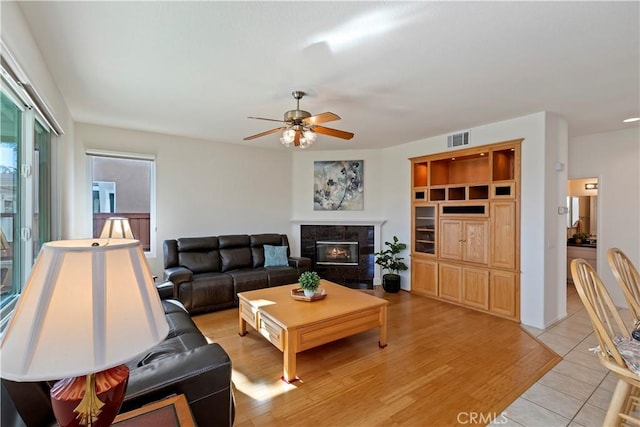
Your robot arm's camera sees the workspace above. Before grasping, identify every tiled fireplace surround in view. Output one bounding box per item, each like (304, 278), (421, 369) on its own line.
(294, 221), (385, 289)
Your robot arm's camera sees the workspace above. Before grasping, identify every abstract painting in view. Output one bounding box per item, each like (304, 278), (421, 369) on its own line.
(314, 160), (364, 210)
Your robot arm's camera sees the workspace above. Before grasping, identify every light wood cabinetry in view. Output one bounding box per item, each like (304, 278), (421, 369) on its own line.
(412, 258), (438, 296)
(410, 139), (522, 321)
(439, 263), (462, 302)
(490, 271), (519, 318)
(440, 219), (489, 264)
(491, 201), (517, 269)
(463, 267), (490, 310)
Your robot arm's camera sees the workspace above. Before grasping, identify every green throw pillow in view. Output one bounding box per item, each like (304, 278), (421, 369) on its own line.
(264, 245), (288, 267)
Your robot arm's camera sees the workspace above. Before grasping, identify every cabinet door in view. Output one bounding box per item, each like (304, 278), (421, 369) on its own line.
(439, 263), (462, 302)
(463, 220), (489, 264)
(462, 267), (489, 310)
(490, 270), (518, 319)
(491, 202), (517, 269)
(414, 205), (437, 255)
(412, 259), (438, 296)
(439, 219), (463, 260)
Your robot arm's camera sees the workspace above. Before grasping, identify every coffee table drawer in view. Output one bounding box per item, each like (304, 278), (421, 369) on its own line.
(259, 313), (284, 351)
(240, 300), (258, 329)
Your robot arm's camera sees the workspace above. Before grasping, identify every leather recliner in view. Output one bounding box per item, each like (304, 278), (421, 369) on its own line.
(163, 233), (311, 314)
(2, 299), (234, 427)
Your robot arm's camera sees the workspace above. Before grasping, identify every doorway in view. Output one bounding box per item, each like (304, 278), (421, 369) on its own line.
(566, 177), (598, 314)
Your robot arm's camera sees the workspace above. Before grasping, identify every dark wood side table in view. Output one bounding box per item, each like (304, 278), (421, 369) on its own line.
(113, 394), (196, 427)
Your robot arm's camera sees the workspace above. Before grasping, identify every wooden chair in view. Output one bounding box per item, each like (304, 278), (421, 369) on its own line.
(608, 247), (640, 325)
(570, 258), (640, 426)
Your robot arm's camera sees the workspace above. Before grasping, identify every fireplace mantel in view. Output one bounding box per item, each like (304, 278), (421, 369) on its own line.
(290, 219), (386, 227)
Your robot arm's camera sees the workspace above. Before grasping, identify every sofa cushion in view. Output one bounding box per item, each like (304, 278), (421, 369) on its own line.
(176, 237), (221, 274)
(250, 234), (284, 267)
(219, 235), (252, 272)
(179, 251), (221, 274)
(134, 332), (208, 367)
(264, 245), (289, 267)
(229, 269), (270, 295)
(219, 248), (251, 272)
(265, 266), (299, 287)
(177, 236), (219, 252)
(183, 273), (235, 313)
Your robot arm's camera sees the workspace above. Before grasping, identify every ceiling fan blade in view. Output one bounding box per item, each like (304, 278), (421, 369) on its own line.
(303, 112), (340, 125)
(243, 127), (286, 141)
(248, 116), (286, 123)
(294, 130), (301, 147)
(314, 125), (354, 140)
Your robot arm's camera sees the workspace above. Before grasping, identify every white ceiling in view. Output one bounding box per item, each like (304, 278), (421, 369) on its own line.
(16, 1), (640, 150)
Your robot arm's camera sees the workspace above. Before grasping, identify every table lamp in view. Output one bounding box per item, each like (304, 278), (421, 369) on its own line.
(0, 239), (169, 427)
(99, 217), (134, 239)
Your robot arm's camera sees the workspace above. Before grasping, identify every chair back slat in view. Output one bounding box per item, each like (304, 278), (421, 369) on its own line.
(608, 247), (640, 323)
(571, 258), (629, 368)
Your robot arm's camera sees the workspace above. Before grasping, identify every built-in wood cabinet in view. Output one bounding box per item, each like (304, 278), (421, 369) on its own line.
(410, 139), (522, 321)
(462, 267), (490, 310)
(490, 271), (518, 318)
(439, 263), (462, 302)
(440, 219), (489, 264)
(491, 201), (517, 269)
(412, 258), (438, 296)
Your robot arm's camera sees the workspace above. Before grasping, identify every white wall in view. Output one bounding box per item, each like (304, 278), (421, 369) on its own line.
(545, 114), (569, 325)
(569, 126), (640, 305)
(292, 112), (568, 328)
(74, 123), (294, 276)
(1, 1), (74, 240)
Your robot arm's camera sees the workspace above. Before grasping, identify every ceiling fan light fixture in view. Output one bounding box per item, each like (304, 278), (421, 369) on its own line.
(280, 128), (296, 146)
(303, 129), (317, 143)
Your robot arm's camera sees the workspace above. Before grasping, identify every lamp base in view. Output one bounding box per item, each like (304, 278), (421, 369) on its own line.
(50, 365), (129, 427)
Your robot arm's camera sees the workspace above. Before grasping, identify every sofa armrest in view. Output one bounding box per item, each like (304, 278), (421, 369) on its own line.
(288, 256), (311, 271)
(155, 281), (174, 300)
(164, 266), (193, 283)
(164, 266), (193, 295)
(123, 344), (233, 427)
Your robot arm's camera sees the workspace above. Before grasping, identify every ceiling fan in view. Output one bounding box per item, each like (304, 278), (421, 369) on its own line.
(243, 90), (354, 148)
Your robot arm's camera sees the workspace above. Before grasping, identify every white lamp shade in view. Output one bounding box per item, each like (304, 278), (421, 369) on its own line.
(0, 239), (169, 381)
(100, 217), (134, 239)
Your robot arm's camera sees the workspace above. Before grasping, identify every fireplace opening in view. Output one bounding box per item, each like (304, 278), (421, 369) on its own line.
(315, 241), (359, 266)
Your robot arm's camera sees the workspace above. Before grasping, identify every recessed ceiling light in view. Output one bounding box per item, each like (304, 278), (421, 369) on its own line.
(623, 117), (640, 123)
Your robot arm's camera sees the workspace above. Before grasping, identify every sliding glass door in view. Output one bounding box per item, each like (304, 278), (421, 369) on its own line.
(0, 86), (53, 322)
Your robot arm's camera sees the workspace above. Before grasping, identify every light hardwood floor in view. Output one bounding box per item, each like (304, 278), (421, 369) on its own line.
(193, 288), (560, 426)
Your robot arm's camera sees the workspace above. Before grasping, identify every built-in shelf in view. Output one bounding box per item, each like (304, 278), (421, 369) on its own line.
(410, 139), (522, 322)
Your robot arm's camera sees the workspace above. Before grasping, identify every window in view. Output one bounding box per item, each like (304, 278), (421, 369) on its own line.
(87, 152), (156, 254)
(0, 87), (53, 323)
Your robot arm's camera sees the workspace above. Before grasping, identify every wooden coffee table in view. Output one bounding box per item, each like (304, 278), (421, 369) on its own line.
(238, 280), (388, 382)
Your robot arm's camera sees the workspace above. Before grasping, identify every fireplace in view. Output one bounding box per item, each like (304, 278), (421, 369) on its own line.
(316, 241), (359, 265)
(301, 225), (374, 289)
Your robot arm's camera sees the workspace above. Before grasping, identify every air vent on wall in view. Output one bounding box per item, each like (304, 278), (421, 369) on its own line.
(447, 131), (470, 148)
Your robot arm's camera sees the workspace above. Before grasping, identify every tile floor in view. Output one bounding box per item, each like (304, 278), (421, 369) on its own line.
(492, 283), (631, 427)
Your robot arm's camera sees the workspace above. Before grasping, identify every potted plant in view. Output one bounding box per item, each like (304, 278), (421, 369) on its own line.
(374, 236), (408, 293)
(573, 232), (589, 244)
(299, 271), (321, 297)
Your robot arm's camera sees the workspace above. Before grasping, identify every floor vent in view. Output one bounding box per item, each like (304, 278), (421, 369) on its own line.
(447, 131), (470, 148)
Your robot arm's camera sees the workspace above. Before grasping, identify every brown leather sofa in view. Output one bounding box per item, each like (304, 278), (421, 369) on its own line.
(163, 233), (311, 314)
(2, 299), (234, 427)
